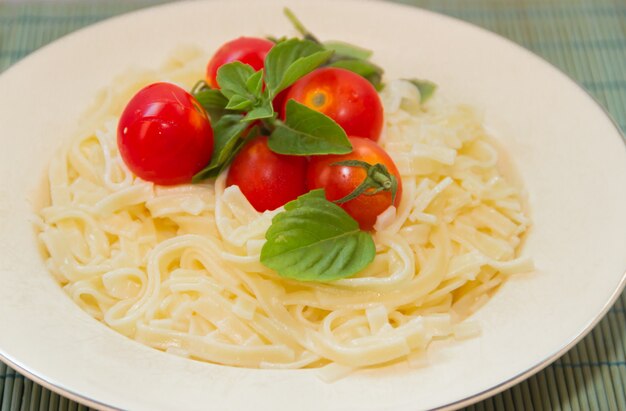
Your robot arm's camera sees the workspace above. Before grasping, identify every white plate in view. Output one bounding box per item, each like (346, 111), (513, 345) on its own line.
(1, 1), (625, 410)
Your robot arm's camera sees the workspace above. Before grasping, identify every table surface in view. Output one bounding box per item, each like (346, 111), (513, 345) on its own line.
(1, 0), (625, 410)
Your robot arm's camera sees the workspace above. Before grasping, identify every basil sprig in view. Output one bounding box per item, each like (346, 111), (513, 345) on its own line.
(215, 63), (274, 118)
(191, 8), (397, 180)
(260, 190), (376, 282)
(217, 62), (259, 110)
(192, 38), (338, 180)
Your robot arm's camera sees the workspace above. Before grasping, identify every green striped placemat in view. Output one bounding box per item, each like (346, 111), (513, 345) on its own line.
(1, 0), (625, 410)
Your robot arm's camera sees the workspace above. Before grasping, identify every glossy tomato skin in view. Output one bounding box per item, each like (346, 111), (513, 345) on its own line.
(226, 136), (308, 212)
(117, 82), (214, 186)
(206, 37), (274, 88)
(307, 137), (402, 230)
(282, 67), (384, 141)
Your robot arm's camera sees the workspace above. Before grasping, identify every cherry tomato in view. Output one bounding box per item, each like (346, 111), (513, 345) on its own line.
(307, 137), (402, 230)
(227, 136), (308, 211)
(282, 67), (384, 141)
(206, 37), (274, 88)
(117, 82), (214, 185)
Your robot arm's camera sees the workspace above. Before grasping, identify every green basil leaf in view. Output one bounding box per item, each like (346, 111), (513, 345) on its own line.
(264, 38), (333, 96)
(329, 59), (384, 90)
(245, 102), (274, 121)
(268, 100), (351, 155)
(323, 41), (372, 60)
(246, 69), (264, 96)
(193, 88), (228, 111)
(192, 114), (248, 182)
(225, 94), (254, 111)
(261, 189), (375, 282)
(329, 58), (381, 78)
(209, 125), (261, 179)
(407, 79), (437, 103)
(216, 62), (256, 99)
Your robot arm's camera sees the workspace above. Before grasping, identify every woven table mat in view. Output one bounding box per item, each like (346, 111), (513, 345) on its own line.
(1, 0), (625, 410)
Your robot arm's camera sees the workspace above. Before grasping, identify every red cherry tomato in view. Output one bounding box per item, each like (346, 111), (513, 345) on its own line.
(206, 37), (274, 88)
(307, 137), (402, 230)
(117, 82), (214, 185)
(282, 67), (384, 141)
(227, 136), (308, 211)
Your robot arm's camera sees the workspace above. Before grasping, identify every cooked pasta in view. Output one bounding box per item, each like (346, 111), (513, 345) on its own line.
(38, 47), (532, 372)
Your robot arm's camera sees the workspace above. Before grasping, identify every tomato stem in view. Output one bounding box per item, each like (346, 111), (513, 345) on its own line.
(283, 7), (320, 43)
(261, 118), (276, 134)
(331, 160), (398, 204)
(372, 170), (393, 189)
(191, 80), (209, 95)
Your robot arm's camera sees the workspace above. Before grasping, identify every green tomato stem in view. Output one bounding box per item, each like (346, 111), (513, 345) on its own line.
(331, 160), (398, 205)
(283, 7), (320, 43)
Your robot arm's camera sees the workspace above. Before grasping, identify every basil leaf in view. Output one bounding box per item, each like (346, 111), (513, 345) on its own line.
(216, 62), (256, 99)
(261, 189), (375, 282)
(245, 102), (274, 121)
(329, 59), (384, 90)
(407, 79), (437, 103)
(193, 88), (228, 111)
(192, 114), (248, 182)
(329, 59), (381, 78)
(323, 41), (372, 60)
(246, 69), (264, 96)
(264, 38), (333, 96)
(211, 125), (261, 179)
(268, 100), (351, 155)
(225, 95), (254, 111)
